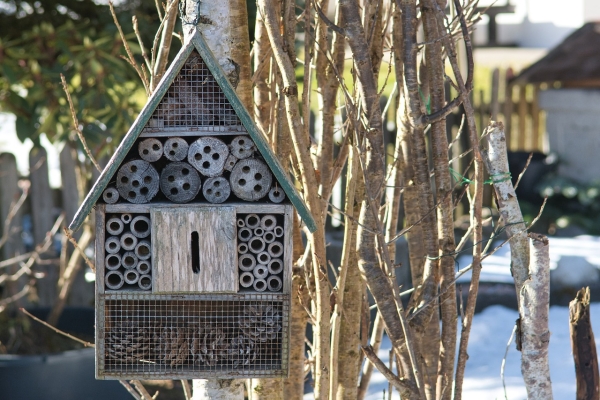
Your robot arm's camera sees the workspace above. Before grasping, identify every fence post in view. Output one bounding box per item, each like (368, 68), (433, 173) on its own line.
(0, 152), (25, 300)
(29, 146), (56, 306)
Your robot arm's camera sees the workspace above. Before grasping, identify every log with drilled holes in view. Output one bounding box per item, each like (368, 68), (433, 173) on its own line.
(163, 137), (189, 161)
(188, 137), (229, 177)
(159, 162), (202, 203)
(116, 160), (160, 204)
(230, 159), (272, 201)
(138, 138), (163, 162)
(202, 176), (231, 203)
(229, 136), (255, 159)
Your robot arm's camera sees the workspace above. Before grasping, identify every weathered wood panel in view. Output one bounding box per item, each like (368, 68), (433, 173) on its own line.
(29, 147), (56, 305)
(283, 205), (293, 295)
(152, 206), (237, 292)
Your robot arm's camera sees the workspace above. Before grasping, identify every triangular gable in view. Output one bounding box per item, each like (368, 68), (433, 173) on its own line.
(69, 30), (317, 233)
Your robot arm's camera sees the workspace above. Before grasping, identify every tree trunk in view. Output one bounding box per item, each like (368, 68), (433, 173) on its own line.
(519, 234), (553, 400)
(192, 380), (244, 400)
(570, 287), (599, 400)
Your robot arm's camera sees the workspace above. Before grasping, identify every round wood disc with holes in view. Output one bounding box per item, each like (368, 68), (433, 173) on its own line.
(116, 160), (160, 204)
(159, 162), (201, 203)
(187, 137), (229, 177)
(163, 137), (189, 161)
(230, 159), (273, 201)
(268, 186), (286, 203)
(138, 138), (163, 162)
(229, 136), (255, 159)
(202, 176), (231, 203)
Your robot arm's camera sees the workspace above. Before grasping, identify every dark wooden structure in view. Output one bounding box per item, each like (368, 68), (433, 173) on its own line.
(69, 30), (316, 380)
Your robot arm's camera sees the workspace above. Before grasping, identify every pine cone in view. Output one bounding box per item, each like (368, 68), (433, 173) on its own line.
(105, 321), (151, 363)
(190, 325), (227, 367)
(226, 335), (257, 367)
(238, 304), (282, 343)
(155, 326), (190, 366)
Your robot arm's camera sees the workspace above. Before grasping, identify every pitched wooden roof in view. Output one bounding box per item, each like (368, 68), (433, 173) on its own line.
(513, 23), (600, 85)
(69, 30), (317, 232)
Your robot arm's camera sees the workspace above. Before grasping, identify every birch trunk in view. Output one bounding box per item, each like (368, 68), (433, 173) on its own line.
(192, 380), (244, 400)
(520, 234), (553, 400)
(183, 0), (251, 109)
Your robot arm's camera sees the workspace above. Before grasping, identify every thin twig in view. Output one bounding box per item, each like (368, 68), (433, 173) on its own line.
(121, 381), (143, 400)
(132, 16), (152, 75)
(20, 308), (95, 348)
(0, 186), (28, 250)
(109, 1), (150, 93)
(181, 380), (192, 400)
(64, 227), (96, 273)
(513, 152), (533, 191)
(0, 282), (32, 312)
(131, 380), (153, 400)
(60, 75), (101, 172)
(501, 324), (517, 400)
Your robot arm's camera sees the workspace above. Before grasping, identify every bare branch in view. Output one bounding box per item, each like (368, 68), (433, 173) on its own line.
(21, 308), (95, 348)
(361, 346), (419, 395)
(60, 74), (102, 172)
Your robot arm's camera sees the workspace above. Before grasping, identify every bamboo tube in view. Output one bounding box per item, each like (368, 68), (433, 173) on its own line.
(267, 241), (283, 257)
(130, 216), (151, 238)
(245, 214), (260, 229)
(124, 269), (140, 285)
(268, 259), (283, 274)
(256, 251), (271, 265)
(253, 264), (269, 279)
(253, 278), (267, 292)
(237, 243), (249, 254)
(248, 236), (266, 254)
(120, 233), (138, 251)
(237, 218), (245, 228)
(135, 241), (151, 260)
(240, 272), (254, 288)
(106, 217), (124, 235)
(122, 251), (138, 269)
(102, 187), (119, 204)
(120, 213), (132, 224)
(105, 254), (122, 271)
(136, 260), (151, 274)
(138, 274), (152, 290)
(273, 226), (284, 237)
(238, 227), (252, 242)
(105, 270), (124, 290)
(267, 276), (282, 291)
(254, 227), (264, 237)
(239, 254), (256, 271)
(260, 215), (277, 230)
(263, 231), (276, 243)
(105, 237), (121, 254)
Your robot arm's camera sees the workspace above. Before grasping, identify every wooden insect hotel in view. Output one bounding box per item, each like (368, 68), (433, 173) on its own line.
(69, 30), (316, 380)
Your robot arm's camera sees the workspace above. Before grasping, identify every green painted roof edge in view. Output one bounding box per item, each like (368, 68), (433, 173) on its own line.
(189, 32), (316, 232)
(69, 30), (317, 233)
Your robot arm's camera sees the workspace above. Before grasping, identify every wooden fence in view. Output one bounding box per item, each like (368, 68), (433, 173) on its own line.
(0, 145), (94, 309)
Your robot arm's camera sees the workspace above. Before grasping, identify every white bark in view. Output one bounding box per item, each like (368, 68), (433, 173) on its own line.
(520, 234), (553, 400)
(482, 121), (530, 295)
(192, 379), (244, 400)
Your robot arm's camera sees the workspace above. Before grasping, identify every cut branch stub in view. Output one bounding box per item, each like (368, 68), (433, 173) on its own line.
(137, 260), (151, 274)
(124, 269), (140, 285)
(106, 217), (124, 235)
(105, 253), (122, 271)
(103, 187), (119, 204)
(105, 270), (124, 290)
(188, 137), (229, 177)
(268, 186), (285, 203)
(164, 137), (189, 161)
(239, 254), (256, 271)
(230, 159), (273, 201)
(105, 236), (121, 254)
(116, 160), (160, 204)
(224, 154), (238, 171)
(135, 241), (152, 260)
(138, 274), (152, 290)
(159, 162), (202, 203)
(138, 138), (164, 162)
(267, 276), (282, 292)
(202, 176), (231, 203)
(229, 135), (255, 159)
(130, 216), (151, 238)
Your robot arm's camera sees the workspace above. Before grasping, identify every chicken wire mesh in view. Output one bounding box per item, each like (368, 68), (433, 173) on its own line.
(97, 293), (289, 379)
(146, 50), (246, 132)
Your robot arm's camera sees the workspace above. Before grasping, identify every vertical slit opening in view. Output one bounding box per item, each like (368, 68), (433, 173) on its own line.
(191, 231), (200, 274)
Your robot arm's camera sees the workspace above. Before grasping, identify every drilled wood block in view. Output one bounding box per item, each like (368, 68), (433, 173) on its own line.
(164, 137), (189, 161)
(188, 137), (229, 177)
(160, 162), (202, 203)
(229, 136), (255, 159)
(152, 207), (237, 293)
(116, 160), (159, 204)
(230, 159), (272, 201)
(138, 138), (163, 162)
(203, 176), (231, 203)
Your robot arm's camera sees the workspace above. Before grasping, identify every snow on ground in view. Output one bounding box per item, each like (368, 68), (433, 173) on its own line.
(364, 303), (600, 400)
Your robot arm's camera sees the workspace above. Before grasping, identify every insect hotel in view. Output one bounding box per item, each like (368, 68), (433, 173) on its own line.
(69, 30), (316, 380)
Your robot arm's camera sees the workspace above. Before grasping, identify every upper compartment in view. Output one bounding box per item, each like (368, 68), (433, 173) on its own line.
(143, 50), (246, 134)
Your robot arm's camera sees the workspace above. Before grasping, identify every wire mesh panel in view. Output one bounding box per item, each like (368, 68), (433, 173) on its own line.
(97, 293), (289, 379)
(146, 51), (246, 132)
